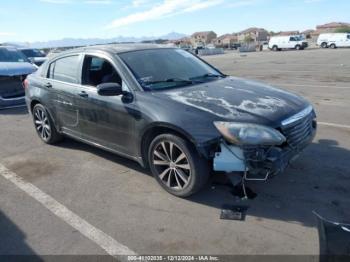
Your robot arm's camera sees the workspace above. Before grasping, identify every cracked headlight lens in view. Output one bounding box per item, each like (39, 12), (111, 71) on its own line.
(214, 122), (286, 145)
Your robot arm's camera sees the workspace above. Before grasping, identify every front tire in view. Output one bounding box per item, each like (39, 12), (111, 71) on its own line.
(148, 134), (209, 197)
(272, 45), (279, 51)
(32, 104), (63, 144)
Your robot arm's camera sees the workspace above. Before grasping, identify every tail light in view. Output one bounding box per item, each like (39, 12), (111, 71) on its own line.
(23, 78), (29, 89)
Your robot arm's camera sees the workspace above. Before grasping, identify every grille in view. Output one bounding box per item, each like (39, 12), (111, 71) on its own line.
(281, 112), (315, 149)
(0, 75), (25, 98)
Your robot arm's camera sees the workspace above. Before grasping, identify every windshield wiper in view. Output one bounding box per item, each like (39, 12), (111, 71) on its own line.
(190, 73), (225, 80)
(143, 78), (194, 85)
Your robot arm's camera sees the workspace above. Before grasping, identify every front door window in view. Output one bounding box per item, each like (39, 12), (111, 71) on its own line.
(82, 56), (122, 87)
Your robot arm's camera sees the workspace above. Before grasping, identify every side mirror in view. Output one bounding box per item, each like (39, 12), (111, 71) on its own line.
(97, 83), (123, 96)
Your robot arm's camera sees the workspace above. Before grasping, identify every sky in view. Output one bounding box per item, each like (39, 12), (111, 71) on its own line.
(0, 0), (349, 42)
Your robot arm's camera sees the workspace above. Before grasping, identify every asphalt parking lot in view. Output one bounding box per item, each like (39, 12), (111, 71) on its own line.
(1, 48), (350, 258)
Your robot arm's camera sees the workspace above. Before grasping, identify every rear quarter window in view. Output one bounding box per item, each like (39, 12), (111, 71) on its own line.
(47, 55), (80, 84)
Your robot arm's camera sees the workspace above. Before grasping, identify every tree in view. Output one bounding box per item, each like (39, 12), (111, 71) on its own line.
(244, 35), (254, 43)
(335, 27), (350, 33)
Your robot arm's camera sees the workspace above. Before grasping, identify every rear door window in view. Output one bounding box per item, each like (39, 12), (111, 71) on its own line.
(47, 55), (80, 84)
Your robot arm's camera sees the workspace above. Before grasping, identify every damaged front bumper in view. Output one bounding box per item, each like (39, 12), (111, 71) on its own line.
(213, 111), (317, 179)
(214, 138), (314, 179)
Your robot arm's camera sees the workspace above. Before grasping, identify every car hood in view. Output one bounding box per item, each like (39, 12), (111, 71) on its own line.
(0, 62), (37, 76)
(155, 76), (310, 127)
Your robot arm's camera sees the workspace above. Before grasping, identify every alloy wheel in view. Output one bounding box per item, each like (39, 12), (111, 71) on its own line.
(152, 141), (191, 190)
(34, 107), (51, 141)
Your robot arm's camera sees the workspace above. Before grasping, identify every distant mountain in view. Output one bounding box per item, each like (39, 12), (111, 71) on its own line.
(10, 32), (187, 49)
(160, 32), (188, 40)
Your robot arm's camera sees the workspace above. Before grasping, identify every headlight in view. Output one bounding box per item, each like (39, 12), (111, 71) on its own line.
(214, 122), (286, 146)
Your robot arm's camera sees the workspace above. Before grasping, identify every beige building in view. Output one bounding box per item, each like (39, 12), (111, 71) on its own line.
(316, 22), (350, 33)
(213, 34), (238, 48)
(301, 29), (315, 39)
(309, 22), (350, 40)
(237, 27), (269, 43)
(191, 31), (217, 46)
(169, 37), (192, 46)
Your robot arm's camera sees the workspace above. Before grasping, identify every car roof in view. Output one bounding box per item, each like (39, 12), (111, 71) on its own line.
(58, 44), (175, 56)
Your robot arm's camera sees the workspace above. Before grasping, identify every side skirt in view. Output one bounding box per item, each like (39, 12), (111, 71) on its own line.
(61, 131), (145, 167)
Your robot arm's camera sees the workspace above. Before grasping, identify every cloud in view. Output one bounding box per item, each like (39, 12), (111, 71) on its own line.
(183, 0), (223, 12)
(39, 0), (71, 3)
(40, 0), (113, 4)
(0, 32), (16, 40)
(227, 0), (257, 8)
(107, 0), (225, 29)
(131, 0), (151, 8)
(85, 0), (112, 4)
(0, 32), (16, 37)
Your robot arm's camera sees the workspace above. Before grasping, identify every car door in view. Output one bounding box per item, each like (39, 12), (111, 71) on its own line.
(46, 54), (83, 136)
(75, 54), (138, 157)
(346, 34), (350, 47)
(288, 36), (296, 48)
(277, 37), (286, 48)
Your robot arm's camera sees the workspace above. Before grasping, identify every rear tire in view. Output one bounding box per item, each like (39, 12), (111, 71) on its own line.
(295, 45), (301, 50)
(321, 42), (328, 48)
(32, 104), (63, 144)
(330, 44), (336, 49)
(148, 134), (209, 197)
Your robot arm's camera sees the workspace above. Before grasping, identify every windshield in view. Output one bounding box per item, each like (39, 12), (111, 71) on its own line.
(21, 49), (45, 58)
(118, 49), (224, 91)
(0, 47), (29, 62)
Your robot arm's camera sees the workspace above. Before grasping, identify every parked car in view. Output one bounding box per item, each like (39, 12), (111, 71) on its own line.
(25, 44), (317, 197)
(317, 33), (350, 49)
(0, 46), (37, 109)
(230, 43), (241, 50)
(269, 35), (308, 51)
(179, 44), (192, 52)
(19, 48), (47, 66)
(206, 44), (216, 49)
(47, 49), (62, 58)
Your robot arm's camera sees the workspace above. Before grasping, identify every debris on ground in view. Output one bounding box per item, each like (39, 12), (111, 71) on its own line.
(220, 205), (249, 221)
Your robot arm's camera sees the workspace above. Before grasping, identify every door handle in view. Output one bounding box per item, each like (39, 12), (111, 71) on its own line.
(44, 82), (52, 88)
(78, 91), (89, 98)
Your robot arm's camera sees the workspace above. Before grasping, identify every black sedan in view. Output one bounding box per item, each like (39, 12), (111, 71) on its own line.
(25, 44), (317, 197)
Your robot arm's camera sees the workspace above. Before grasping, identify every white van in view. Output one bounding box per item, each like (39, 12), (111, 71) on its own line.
(317, 33), (350, 48)
(268, 35), (308, 51)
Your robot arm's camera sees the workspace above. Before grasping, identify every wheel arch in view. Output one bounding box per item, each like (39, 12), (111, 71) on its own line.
(139, 123), (200, 168)
(30, 99), (41, 113)
(30, 99), (60, 132)
(321, 42), (328, 48)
